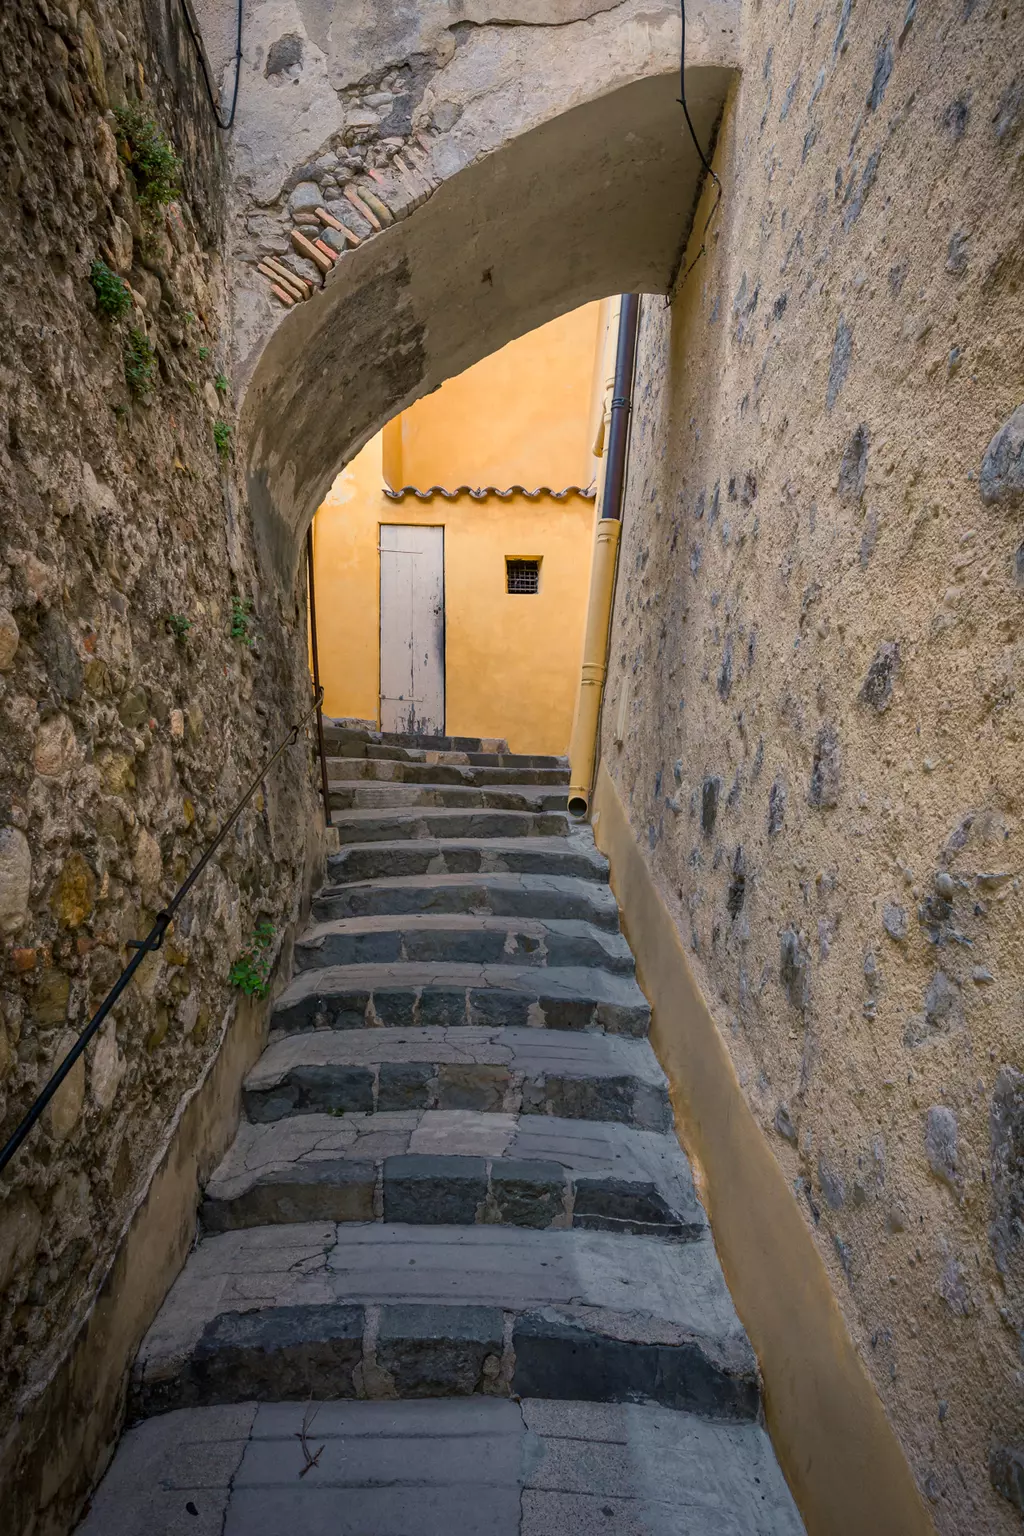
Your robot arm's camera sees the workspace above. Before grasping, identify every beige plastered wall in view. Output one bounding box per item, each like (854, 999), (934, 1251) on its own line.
(596, 1), (1024, 1531)
(592, 763), (932, 1536)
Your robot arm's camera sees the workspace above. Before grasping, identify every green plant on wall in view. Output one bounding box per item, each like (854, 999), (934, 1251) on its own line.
(214, 372), (229, 397)
(90, 260), (132, 320)
(213, 420), (232, 459)
(228, 921), (275, 998)
(112, 102), (181, 210)
(166, 613), (191, 640)
(124, 327), (156, 397)
(230, 595), (255, 647)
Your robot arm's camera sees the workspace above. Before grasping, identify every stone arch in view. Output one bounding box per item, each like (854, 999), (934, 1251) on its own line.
(229, 3), (739, 579)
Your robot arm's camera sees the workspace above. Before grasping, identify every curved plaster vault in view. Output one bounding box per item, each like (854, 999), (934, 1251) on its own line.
(224, 0), (739, 580)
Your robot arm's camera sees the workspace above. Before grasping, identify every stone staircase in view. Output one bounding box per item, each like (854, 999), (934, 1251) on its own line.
(78, 728), (804, 1535)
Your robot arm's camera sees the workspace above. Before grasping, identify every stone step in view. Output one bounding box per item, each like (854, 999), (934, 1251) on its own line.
(330, 807), (569, 845)
(243, 1027), (672, 1131)
(294, 915), (635, 974)
(329, 781), (569, 813)
(271, 963), (651, 1037)
(202, 1111), (703, 1237)
(327, 833), (607, 885)
(129, 1223), (760, 1423)
(327, 757), (570, 786)
(78, 1397), (805, 1536)
(323, 725), (568, 772)
(324, 724), (511, 755)
(312, 871), (621, 930)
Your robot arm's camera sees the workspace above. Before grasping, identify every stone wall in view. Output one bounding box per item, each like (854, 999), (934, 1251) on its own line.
(600, 1), (1024, 1530)
(0, 0), (320, 1524)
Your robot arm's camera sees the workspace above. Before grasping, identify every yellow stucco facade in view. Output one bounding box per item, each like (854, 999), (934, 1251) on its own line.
(311, 302), (607, 755)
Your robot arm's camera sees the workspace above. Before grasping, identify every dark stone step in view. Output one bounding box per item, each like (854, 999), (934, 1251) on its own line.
(326, 758), (570, 786)
(130, 1225), (759, 1424)
(328, 782), (569, 813)
(201, 1150), (701, 1239)
(271, 963), (650, 1037)
(312, 872), (620, 930)
(294, 915), (635, 974)
(243, 1027), (671, 1130)
(326, 836), (607, 885)
(330, 807), (569, 846)
(323, 725), (511, 755)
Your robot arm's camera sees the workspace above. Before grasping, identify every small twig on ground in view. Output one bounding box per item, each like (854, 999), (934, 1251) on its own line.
(296, 1398), (324, 1477)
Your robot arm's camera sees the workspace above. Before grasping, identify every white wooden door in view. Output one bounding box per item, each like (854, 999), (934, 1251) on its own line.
(379, 524), (445, 735)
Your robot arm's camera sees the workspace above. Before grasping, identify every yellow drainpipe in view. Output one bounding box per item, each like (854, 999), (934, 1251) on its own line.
(567, 294), (639, 817)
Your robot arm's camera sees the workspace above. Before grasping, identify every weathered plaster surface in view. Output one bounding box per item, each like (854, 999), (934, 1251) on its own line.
(221, 0), (739, 498)
(239, 62), (734, 581)
(601, 1), (1024, 1530)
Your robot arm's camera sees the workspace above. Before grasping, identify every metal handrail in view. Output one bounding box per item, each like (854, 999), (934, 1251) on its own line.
(0, 686), (325, 1178)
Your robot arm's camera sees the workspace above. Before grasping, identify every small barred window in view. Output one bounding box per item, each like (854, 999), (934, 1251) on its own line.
(506, 558), (540, 595)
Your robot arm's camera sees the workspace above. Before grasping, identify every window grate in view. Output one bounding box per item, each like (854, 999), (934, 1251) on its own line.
(506, 558), (540, 595)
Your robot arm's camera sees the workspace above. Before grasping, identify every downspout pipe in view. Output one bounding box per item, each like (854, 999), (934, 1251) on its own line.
(567, 293), (640, 818)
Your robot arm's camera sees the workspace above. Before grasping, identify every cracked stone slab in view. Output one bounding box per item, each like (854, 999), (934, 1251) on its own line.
(313, 871), (621, 929)
(202, 1113), (703, 1236)
(271, 961), (650, 1036)
(330, 806), (570, 844)
(130, 1223), (755, 1418)
(79, 1396), (803, 1535)
(294, 914), (635, 972)
(244, 1027), (671, 1130)
(326, 833), (608, 885)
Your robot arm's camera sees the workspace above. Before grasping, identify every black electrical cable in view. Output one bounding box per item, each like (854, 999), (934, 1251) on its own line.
(669, 0), (724, 298)
(177, 0), (243, 131)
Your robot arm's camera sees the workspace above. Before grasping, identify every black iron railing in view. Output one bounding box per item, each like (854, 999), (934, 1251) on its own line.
(0, 686), (325, 1178)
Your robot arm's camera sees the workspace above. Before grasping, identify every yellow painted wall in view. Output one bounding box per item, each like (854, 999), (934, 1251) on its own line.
(313, 437), (598, 754)
(312, 302), (609, 754)
(384, 304), (601, 494)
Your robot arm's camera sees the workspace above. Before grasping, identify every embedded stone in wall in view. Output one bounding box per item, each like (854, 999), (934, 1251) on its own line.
(43, 1031), (86, 1142)
(979, 402), (1024, 509)
(780, 927), (810, 1011)
(924, 1106), (960, 1191)
(0, 608), (19, 669)
(0, 827), (32, 934)
(990, 1066), (1024, 1282)
(51, 853), (96, 931)
(858, 641), (899, 712)
(0, 1194), (42, 1295)
(808, 723), (841, 809)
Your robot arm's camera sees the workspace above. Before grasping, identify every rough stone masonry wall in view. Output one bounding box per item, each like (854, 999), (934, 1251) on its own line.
(601, 0), (1024, 1530)
(0, 0), (319, 1518)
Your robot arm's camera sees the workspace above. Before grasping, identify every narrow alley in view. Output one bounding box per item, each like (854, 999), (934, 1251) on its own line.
(77, 722), (802, 1532)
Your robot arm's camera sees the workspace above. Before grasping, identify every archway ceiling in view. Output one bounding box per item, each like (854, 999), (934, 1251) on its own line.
(241, 65), (734, 580)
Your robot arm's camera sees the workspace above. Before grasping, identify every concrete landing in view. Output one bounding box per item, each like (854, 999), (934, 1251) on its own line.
(77, 1398), (804, 1536)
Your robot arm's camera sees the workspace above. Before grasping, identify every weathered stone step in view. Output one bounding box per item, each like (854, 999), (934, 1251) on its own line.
(324, 724), (511, 755)
(295, 915), (635, 973)
(329, 781), (569, 813)
(330, 806), (569, 846)
(327, 832), (607, 884)
(79, 1396), (805, 1536)
(202, 1110), (702, 1237)
(271, 962), (650, 1037)
(327, 757), (570, 786)
(312, 871), (620, 929)
(129, 1224), (760, 1422)
(244, 1027), (672, 1130)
